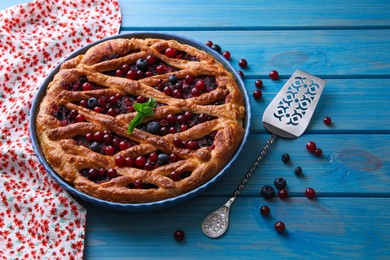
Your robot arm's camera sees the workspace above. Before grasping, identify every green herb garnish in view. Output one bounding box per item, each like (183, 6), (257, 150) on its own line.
(127, 97), (156, 133)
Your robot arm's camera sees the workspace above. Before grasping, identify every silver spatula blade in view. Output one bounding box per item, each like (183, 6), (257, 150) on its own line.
(262, 70), (326, 138)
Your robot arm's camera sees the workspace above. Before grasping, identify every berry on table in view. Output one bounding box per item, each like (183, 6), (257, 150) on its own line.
(274, 177), (287, 189)
(314, 148), (323, 157)
(269, 70), (279, 80)
(306, 141), (317, 153)
(278, 189), (289, 199)
(238, 59), (248, 68)
(260, 205), (270, 217)
(205, 40), (213, 47)
(261, 185), (275, 200)
(281, 153), (290, 163)
(255, 79), (263, 88)
(253, 90), (262, 100)
(294, 166), (303, 175)
(305, 188), (316, 199)
(222, 51), (231, 60)
(323, 116), (332, 125)
(174, 230), (185, 242)
(274, 221), (286, 233)
(238, 70), (244, 79)
(211, 44), (221, 53)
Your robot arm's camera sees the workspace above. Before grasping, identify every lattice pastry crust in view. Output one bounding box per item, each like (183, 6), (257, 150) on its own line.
(36, 37), (246, 203)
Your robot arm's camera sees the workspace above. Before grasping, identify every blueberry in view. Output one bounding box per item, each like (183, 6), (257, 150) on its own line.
(169, 74), (179, 85)
(281, 153), (290, 163)
(158, 153), (170, 165)
(274, 177), (287, 190)
(89, 142), (100, 152)
(136, 58), (148, 70)
(261, 185), (275, 200)
(211, 44), (221, 53)
(294, 166), (303, 175)
(146, 121), (161, 134)
(87, 97), (98, 108)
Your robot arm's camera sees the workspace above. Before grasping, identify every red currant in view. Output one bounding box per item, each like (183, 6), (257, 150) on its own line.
(114, 155), (126, 167)
(103, 146), (115, 155)
(305, 188), (316, 199)
(323, 116), (332, 125)
(306, 141), (317, 153)
(134, 179), (143, 189)
(170, 171), (181, 181)
(269, 70), (279, 80)
(222, 51), (231, 60)
(238, 70), (244, 79)
(135, 156), (146, 168)
(165, 48), (176, 58)
(174, 230), (185, 242)
(314, 148), (323, 157)
(195, 79), (205, 91)
(75, 114), (85, 122)
(238, 59), (248, 68)
(107, 168), (117, 178)
(274, 221), (286, 233)
(82, 82), (93, 91)
(205, 40), (213, 47)
(278, 189), (289, 199)
(255, 79), (263, 88)
(260, 205), (270, 217)
(253, 90), (262, 100)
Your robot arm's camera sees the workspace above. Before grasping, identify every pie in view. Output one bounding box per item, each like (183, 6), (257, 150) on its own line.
(35, 37), (246, 203)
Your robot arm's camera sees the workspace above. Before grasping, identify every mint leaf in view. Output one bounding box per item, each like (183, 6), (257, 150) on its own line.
(128, 114), (144, 133)
(127, 97), (157, 133)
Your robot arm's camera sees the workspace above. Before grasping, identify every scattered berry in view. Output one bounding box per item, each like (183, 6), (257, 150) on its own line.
(281, 153), (290, 163)
(261, 185), (275, 200)
(323, 116), (332, 125)
(305, 188), (316, 199)
(211, 44), (221, 53)
(222, 51), (231, 60)
(253, 90), (262, 100)
(238, 59), (248, 68)
(278, 189), (289, 199)
(205, 40), (213, 47)
(274, 221), (286, 233)
(306, 141), (317, 153)
(174, 230), (185, 242)
(274, 177), (287, 189)
(294, 166), (303, 175)
(260, 205), (270, 217)
(269, 70), (279, 80)
(255, 79), (263, 88)
(314, 148), (323, 157)
(238, 70), (244, 79)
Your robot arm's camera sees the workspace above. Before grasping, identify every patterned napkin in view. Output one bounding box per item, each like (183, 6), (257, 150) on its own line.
(0, 0), (121, 259)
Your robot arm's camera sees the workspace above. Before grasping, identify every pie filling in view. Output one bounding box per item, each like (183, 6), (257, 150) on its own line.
(137, 112), (215, 135)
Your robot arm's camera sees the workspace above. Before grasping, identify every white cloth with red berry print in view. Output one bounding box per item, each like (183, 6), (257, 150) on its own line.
(0, 0), (121, 259)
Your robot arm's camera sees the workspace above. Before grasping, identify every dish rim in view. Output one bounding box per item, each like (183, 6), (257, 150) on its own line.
(29, 32), (251, 212)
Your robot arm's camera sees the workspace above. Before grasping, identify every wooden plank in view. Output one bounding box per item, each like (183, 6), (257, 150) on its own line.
(199, 134), (390, 197)
(116, 29), (390, 77)
(247, 79), (390, 132)
(84, 196), (390, 259)
(118, 0), (390, 29)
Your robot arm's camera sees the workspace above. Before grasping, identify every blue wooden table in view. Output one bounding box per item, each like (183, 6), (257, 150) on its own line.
(2, 0), (390, 258)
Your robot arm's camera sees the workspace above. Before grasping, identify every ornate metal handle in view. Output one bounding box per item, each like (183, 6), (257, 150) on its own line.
(233, 134), (277, 198)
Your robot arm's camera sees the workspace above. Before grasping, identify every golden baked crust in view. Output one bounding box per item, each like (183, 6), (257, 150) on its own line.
(36, 37), (246, 203)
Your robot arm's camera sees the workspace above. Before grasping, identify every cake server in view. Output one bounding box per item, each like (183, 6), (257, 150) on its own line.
(201, 70), (326, 238)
